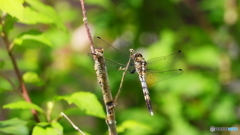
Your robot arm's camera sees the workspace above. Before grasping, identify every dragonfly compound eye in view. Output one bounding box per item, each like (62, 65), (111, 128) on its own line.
(134, 53), (143, 57)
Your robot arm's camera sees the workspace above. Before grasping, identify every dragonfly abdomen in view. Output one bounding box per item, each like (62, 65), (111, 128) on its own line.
(133, 53), (154, 115)
(139, 75), (153, 115)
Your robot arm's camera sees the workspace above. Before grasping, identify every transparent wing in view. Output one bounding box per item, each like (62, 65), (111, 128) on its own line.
(147, 51), (182, 71)
(146, 69), (183, 86)
(105, 57), (134, 72)
(94, 36), (135, 73)
(93, 36), (129, 59)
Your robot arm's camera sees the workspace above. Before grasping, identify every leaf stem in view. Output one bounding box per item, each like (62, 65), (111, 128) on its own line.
(1, 30), (40, 122)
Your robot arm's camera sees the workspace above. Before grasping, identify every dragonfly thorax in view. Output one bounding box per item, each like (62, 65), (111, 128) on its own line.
(132, 53), (147, 75)
(132, 53), (144, 61)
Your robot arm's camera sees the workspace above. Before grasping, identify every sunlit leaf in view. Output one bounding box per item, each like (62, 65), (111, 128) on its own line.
(2, 15), (17, 33)
(24, 0), (66, 31)
(3, 101), (44, 113)
(32, 122), (63, 135)
(0, 0), (24, 20)
(0, 76), (13, 93)
(0, 118), (29, 135)
(23, 71), (43, 86)
(32, 126), (45, 135)
(210, 95), (236, 124)
(186, 45), (219, 68)
(85, 0), (112, 9)
(117, 120), (151, 133)
(51, 122), (63, 134)
(21, 7), (54, 24)
(56, 92), (105, 118)
(148, 29), (176, 58)
(13, 30), (52, 48)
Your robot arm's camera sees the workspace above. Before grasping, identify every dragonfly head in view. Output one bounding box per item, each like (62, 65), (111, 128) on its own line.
(95, 47), (104, 54)
(94, 48), (104, 57)
(132, 53), (143, 60)
(132, 53), (145, 62)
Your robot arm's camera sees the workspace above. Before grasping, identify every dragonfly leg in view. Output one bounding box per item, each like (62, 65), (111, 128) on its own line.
(130, 69), (136, 74)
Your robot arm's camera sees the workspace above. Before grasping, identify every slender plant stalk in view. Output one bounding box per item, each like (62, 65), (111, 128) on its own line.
(114, 49), (134, 104)
(79, 0), (118, 134)
(79, 0), (95, 55)
(1, 32), (40, 122)
(61, 112), (86, 135)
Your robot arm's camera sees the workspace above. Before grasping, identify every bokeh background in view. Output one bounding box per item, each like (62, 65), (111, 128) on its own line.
(1, 0), (240, 135)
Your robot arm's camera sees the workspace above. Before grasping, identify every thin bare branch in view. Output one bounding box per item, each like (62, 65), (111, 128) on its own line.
(114, 49), (134, 104)
(79, 0), (95, 56)
(61, 112), (86, 135)
(1, 33), (40, 122)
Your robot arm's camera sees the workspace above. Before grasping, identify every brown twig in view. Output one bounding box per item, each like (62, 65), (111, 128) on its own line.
(1, 32), (40, 122)
(114, 49), (134, 104)
(94, 48), (117, 135)
(61, 112), (86, 135)
(79, 0), (118, 134)
(79, 0), (95, 55)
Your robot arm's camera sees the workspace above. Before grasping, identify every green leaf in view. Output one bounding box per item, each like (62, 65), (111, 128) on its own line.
(117, 120), (151, 133)
(0, 76), (13, 93)
(23, 71), (44, 85)
(186, 45), (219, 68)
(0, 118), (29, 135)
(23, 0), (66, 31)
(20, 6), (53, 24)
(0, 0), (66, 31)
(2, 15), (18, 33)
(13, 30), (52, 48)
(3, 101), (44, 113)
(32, 122), (63, 135)
(32, 126), (45, 135)
(51, 122), (63, 134)
(0, 0), (24, 20)
(210, 95), (236, 124)
(85, 0), (112, 9)
(0, 60), (4, 69)
(56, 92), (105, 118)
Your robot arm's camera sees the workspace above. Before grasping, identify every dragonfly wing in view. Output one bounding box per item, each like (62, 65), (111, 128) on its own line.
(146, 69), (183, 86)
(147, 51), (182, 70)
(105, 56), (136, 75)
(93, 36), (130, 58)
(94, 36), (134, 71)
(105, 57), (125, 69)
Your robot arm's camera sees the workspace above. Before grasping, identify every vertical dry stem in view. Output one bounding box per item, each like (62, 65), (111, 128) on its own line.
(94, 48), (117, 135)
(1, 32), (40, 122)
(79, 0), (118, 134)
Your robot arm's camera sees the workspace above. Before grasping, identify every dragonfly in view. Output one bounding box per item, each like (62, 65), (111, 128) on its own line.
(94, 36), (183, 115)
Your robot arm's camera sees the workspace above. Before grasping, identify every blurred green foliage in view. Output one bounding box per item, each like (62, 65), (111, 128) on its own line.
(0, 0), (240, 135)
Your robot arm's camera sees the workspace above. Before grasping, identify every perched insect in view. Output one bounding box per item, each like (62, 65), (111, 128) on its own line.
(94, 36), (183, 115)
